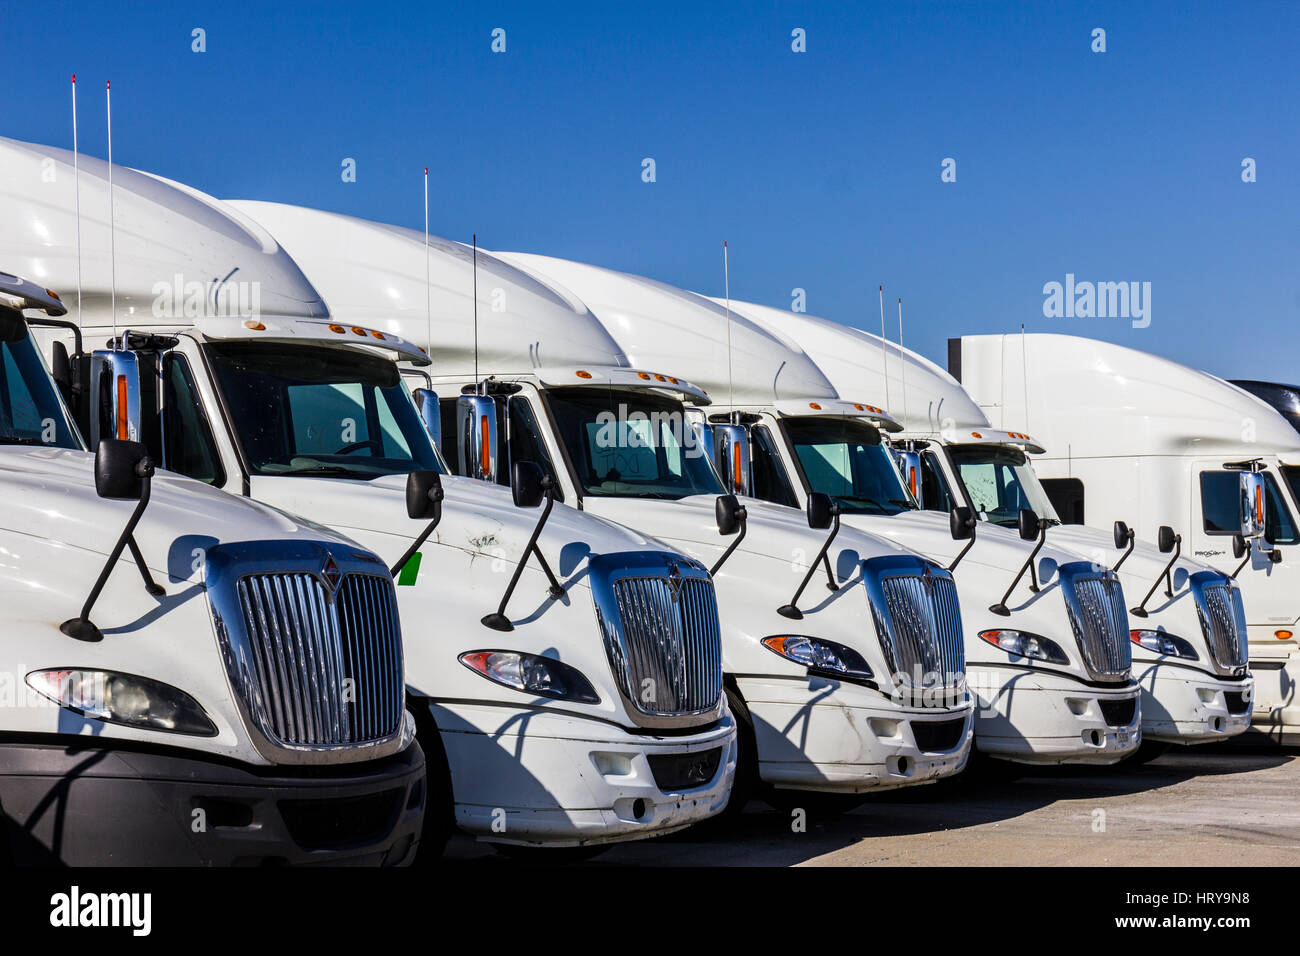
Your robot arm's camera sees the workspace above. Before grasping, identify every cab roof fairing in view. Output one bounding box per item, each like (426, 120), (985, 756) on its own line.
(224, 201), (628, 376)
(0, 137), (327, 323)
(957, 333), (1300, 461)
(493, 252), (840, 408)
(710, 297), (996, 441)
(192, 315), (432, 366)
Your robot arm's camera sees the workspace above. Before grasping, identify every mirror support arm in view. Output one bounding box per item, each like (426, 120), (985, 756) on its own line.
(482, 488), (563, 632)
(1131, 535), (1182, 618)
(1232, 540), (1252, 580)
(1111, 531), (1136, 572)
(709, 517), (747, 578)
(778, 511), (841, 620)
(390, 506), (443, 578)
(60, 459), (157, 642)
(948, 531), (976, 572)
(989, 525), (1047, 616)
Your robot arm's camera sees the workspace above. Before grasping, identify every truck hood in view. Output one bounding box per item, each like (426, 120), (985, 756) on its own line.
(583, 493), (921, 567)
(249, 471), (670, 574)
(0, 446), (344, 584)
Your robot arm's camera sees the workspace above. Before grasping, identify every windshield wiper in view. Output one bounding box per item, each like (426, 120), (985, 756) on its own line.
(271, 465), (368, 478)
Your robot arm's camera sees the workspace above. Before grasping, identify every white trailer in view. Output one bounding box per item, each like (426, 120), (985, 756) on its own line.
(955, 332), (1297, 742)
(228, 200), (980, 811)
(0, 272), (426, 864)
(3, 137), (736, 851)
(720, 301), (1253, 748)
(481, 257), (1145, 767)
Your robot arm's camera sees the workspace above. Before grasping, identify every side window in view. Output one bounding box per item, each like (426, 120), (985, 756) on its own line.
(1199, 471), (1299, 544)
(161, 355), (225, 486)
(917, 452), (956, 512)
(508, 396), (563, 502)
(1042, 477), (1085, 524)
(750, 425), (799, 508)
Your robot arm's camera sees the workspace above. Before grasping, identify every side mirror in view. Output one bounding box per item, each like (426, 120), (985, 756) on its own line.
(0, 304), (27, 344)
(895, 450), (924, 508)
(1157, 525), (1177, 554)
(457, 394), (498, 483)
(807, 491), (837, 531)
(690, 420), (716, 466)
(95, 438), (151, 500)
(511, 460), (547, 509)
(405, 469), (443, 519)
(950, 506), (976, 541)
(715, 494), (746, 536)
(1239, 472), (1266, 540)
(1017, 508), (1040, 542)
(712, 423), (751, 497)
(1113, 520), (1130, 550)
(1232, 533), (1247, 560)
(89, 349), (142, 447)
(412, 388), (441, 450)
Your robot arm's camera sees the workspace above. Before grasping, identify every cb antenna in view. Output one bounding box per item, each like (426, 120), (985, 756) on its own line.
(1021, 322), (1029, 431)
(472, 233), (479, 387)
(723, 240), (734, 409)
(71, 74), (82, 326)
(897, 296), (908, 426)
(878, 284), (890, 409)
(106, 80), (117, 341)
(423, 167), (431, 362)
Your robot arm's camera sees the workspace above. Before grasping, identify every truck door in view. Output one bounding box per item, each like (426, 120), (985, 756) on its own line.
(1190, 460), (1298, 628)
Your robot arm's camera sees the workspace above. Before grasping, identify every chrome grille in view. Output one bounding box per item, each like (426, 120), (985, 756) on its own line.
(1194, 576), (1249, 671)
(873, 571), (966, 687)
(1061, 565), (1131, 680)
(236, 571), (403, 747)
(591, 554), (723, 721)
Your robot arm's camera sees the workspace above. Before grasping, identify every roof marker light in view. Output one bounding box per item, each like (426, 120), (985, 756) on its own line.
(370, 330), (386, 340)
(809, 402), (822, 410)
(654, 374), (667, 382)
(351, 326), (367, 336)
(637, 371), (650, 380)
(243, 319), (265, 331)
(576, 370), (592, 379)
(328, 324), (345, 334)
(971, 431), (983, 438)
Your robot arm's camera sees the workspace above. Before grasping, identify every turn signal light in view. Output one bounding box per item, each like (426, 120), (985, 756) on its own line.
(1276, 630), (1294, 640)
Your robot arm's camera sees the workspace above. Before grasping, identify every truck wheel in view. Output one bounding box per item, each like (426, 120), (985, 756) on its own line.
(408, 696), (454, 864)
(716, 683), (759, 821)
(1125, 740), (1172, 766)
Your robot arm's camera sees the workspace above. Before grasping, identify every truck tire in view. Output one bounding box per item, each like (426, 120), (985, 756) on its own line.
(716, 683), (760, 822)
(408, 696), (454, 864)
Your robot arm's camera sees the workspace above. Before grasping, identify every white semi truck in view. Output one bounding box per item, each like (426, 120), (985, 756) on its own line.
(483, 258), (1144, 768)
(0, 272), (427, 865)
(227, 200), (978, 812)
(954, 333), (1297, 743)
(719, 302), (1253, 749)
(4, 137), (736, 852)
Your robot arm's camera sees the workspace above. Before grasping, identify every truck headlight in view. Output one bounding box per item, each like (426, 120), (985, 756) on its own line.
(26, 669), (217, 736)
(978, 629), (1070, 665)
(761, 635), (874, 681)
(458, 651), (600, 703)
(1130, 630), (1199, 660)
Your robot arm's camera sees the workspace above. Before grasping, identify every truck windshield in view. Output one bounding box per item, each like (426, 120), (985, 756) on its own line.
(205, 341), (442, 478)
(0, 333), (79, 449)
(544, 386), (723, 499)
(947, 444), (1060, 526)
(782, 417), (915, 515)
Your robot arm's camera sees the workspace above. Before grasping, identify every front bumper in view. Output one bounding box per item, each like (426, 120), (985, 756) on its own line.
(1245, 634), (1300, 741)
(0, 738), (426, 866)
(736, 676), (974, 793)
(969, 666), (1141, 765)
(1134, 661), (1253, 744)
(430, 701), (737, 847)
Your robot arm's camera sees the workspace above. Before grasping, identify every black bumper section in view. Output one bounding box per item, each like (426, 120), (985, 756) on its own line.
(0, 739), (426, 867)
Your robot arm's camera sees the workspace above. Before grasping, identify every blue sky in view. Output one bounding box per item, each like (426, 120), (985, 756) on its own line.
(6, 1), (1298, 380)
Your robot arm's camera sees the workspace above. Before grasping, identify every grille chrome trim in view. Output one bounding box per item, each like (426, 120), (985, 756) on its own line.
(589, 551), (724, 730)
(1059, 562), (1132, 682)
(863, 554), (967, 693)
(206, 541), (408, 765)
(1189, 571), (1250, 675)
